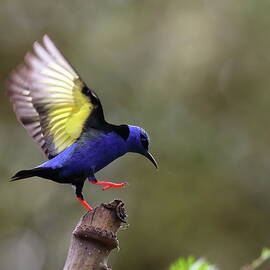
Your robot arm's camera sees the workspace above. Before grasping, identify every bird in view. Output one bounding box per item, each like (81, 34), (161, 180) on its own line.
(6, 35), (158, 211)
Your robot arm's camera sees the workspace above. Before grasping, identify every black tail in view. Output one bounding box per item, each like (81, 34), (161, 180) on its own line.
(11, 167), (56, 181)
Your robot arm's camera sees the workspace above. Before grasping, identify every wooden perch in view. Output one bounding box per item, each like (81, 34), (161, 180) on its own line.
(63, 200), (127, 270)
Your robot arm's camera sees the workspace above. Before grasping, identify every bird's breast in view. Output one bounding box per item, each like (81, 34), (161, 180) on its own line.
(62, 132), (128, 176)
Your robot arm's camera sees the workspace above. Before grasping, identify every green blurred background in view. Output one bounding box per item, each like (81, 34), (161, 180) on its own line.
(1, 0), (270, 269)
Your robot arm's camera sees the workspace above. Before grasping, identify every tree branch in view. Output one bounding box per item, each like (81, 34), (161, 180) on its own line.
(63, 200), (127, 270)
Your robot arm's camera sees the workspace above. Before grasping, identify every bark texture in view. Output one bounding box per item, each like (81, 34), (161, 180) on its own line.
(63, 200), (127, 270)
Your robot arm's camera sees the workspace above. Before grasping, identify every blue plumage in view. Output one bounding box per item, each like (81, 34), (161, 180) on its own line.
(11, 124), (157, 210)
(40, 126), (153, 179)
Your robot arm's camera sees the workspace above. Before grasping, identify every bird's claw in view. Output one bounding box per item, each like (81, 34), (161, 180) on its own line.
(77, 197), (93, 211)
(89, 179), (128, 191)
(101, 182), (128, 191)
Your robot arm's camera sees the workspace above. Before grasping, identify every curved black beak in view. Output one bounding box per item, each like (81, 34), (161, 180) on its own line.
(144, 151), (158, 169)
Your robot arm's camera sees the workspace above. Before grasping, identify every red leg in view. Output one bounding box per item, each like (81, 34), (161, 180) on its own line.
(77, 197), (93, 211)
(89, 179), (128, 191)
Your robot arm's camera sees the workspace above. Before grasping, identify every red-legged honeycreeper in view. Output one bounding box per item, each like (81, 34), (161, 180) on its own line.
(6, 35), (158, 211)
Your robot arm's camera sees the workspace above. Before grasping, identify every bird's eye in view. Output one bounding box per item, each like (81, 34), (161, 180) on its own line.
(140, 134), (149, 150)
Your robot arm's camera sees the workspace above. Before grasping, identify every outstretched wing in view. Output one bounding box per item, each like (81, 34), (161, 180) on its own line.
(7, 35), (105, 159)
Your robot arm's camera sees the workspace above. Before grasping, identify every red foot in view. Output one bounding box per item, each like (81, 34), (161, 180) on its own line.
(89, 180), (128, 191)
(77, 197), (93, 211)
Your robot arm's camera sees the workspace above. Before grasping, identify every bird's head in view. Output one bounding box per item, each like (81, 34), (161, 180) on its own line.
(126, 125), (158, 169)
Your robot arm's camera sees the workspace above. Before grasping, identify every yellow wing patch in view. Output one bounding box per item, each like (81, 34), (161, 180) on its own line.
(45, 79), (90, 151)
(46, 79), (92, 154)
(7, 35), (94, 157)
